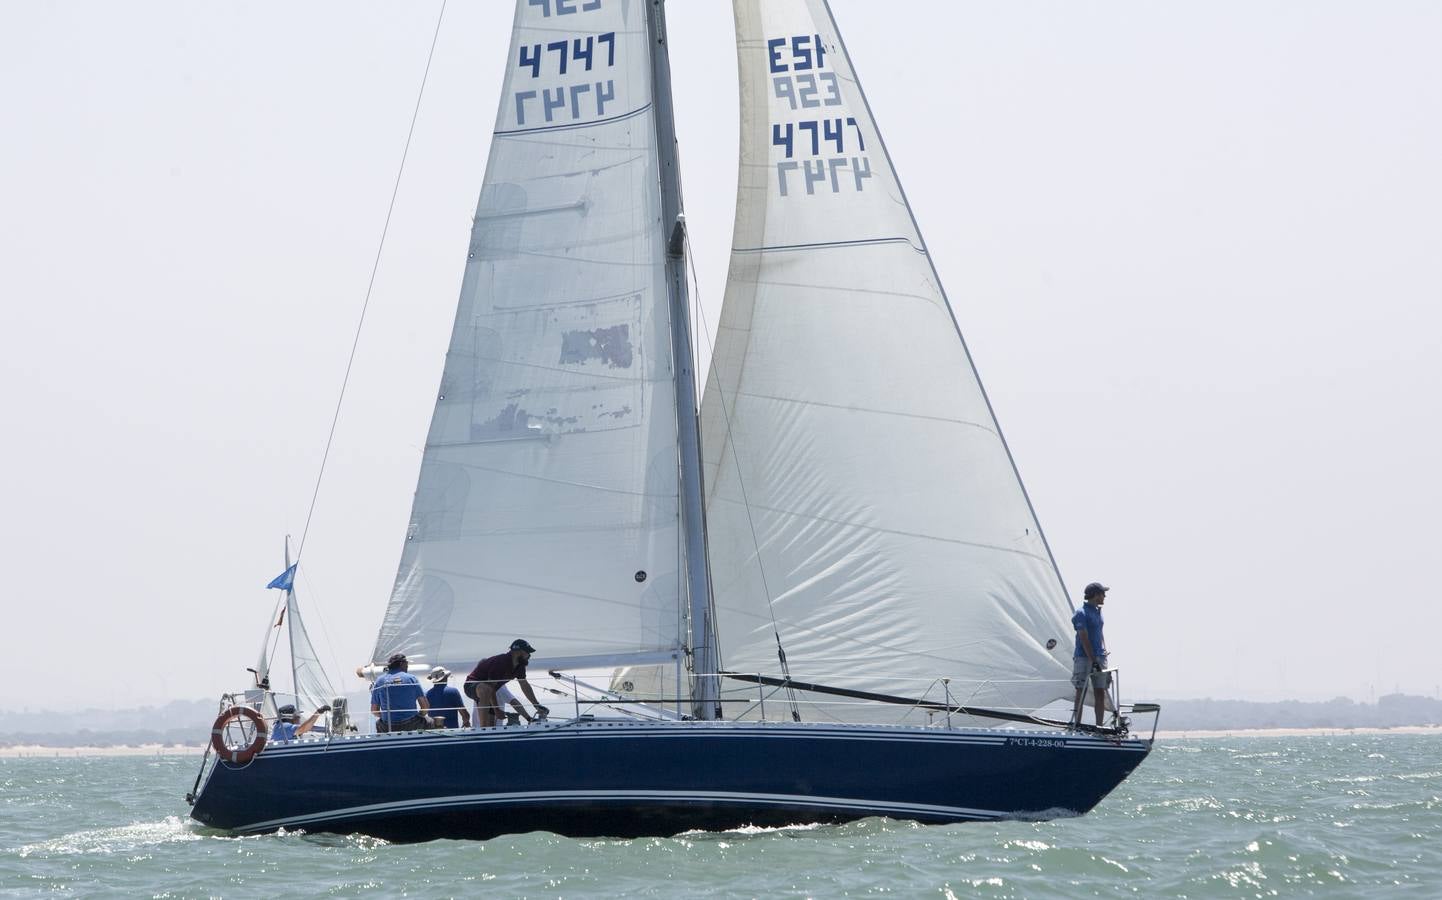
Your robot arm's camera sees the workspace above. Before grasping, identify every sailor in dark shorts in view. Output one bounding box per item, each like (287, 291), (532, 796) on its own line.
(464, 639), (550, 728)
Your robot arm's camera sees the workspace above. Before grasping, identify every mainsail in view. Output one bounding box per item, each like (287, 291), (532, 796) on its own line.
(702, 0), (1077, 722)
(373, 0), (686, 674)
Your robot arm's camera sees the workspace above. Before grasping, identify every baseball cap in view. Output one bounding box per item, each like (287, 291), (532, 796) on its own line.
(1084, 582), (1110, 599)
(510, 639), (536, 654)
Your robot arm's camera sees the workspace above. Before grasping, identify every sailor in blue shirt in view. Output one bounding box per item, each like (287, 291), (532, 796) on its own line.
(270, 703), (328, 742)
(423, 667), (471, 729)
(370, 652), (431, 732)
(1070, 582), (1112, 727)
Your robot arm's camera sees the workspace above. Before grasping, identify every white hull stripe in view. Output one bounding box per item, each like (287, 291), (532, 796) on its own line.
(238, 789), (1011, 834)
(261, 725), (1149, 760)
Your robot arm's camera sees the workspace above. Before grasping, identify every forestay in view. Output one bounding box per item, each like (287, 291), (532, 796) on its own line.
(701, 0), (1077, 722)
(373, 0), (684, 674)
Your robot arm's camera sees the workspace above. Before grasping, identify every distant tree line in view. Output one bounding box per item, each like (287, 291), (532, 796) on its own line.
(0, 728), (203, 748)
(1161, 693), (1442, 731)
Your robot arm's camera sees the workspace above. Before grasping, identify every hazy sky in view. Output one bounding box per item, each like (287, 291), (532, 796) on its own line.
(2, 1), (1438, 711)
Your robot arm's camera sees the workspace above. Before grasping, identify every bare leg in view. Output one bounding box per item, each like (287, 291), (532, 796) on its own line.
(475, 685), (498, 728)
(1072, 686), (1085, 726)
(1093, 689), (1106, 727)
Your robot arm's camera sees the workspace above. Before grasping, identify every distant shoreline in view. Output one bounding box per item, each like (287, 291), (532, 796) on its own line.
(3, 725), (1441, 757)
(1156, 724), (1442, 739)
(0, 744), (205, 758)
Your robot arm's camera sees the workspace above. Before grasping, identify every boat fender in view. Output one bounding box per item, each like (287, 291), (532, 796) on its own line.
(210, 706), (267, 764)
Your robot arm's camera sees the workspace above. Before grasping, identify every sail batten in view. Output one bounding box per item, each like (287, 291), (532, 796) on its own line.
(702, 0), (1077, 722)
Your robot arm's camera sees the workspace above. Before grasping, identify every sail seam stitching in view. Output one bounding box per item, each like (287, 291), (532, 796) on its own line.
(411, 567), (671, 613)
(710, 497), (1053, 565)
(406, 459), (670, 499)
(731, 236), (922, 254)
(494, 103), (653, 136)
(728, 390), (1000, 433)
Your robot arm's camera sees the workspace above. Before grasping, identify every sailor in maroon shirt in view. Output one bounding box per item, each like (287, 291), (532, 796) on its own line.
(464, 639), (549, 728)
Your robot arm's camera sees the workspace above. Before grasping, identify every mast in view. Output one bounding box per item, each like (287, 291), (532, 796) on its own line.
(283, 536), (298, 702)
(646, 0), (720, 720)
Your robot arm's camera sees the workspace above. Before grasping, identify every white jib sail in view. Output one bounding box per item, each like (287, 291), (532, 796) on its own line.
(373, 0), (684, 675)
(702, 0), (1077, 723)
(287, 590), (336, 712)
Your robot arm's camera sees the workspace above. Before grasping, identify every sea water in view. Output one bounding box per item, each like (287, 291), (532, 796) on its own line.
(2, 734), (1439, 897)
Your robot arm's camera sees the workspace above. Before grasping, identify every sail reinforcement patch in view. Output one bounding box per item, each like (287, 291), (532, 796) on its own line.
(560, 324), (633, 368)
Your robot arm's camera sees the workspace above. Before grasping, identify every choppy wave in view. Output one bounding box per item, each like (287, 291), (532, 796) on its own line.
(3, 735), (1441, 896)
(15, 816), (203, 858)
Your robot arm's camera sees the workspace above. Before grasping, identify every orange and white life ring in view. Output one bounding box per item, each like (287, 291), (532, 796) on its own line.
(211, 706), (268, 764)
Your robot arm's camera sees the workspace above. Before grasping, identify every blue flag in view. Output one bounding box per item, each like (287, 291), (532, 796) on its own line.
(266, 564), (297, 592)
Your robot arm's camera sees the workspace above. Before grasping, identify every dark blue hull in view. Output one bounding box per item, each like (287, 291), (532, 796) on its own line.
(189, 720), (1150, 841)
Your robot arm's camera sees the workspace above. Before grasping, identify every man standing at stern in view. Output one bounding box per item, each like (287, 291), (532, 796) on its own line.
(1071, 582), (1112, 728)
(465, 639), (549, 728)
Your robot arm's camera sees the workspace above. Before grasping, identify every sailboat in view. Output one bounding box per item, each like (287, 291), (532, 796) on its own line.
(188, 0), (1158, 840)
